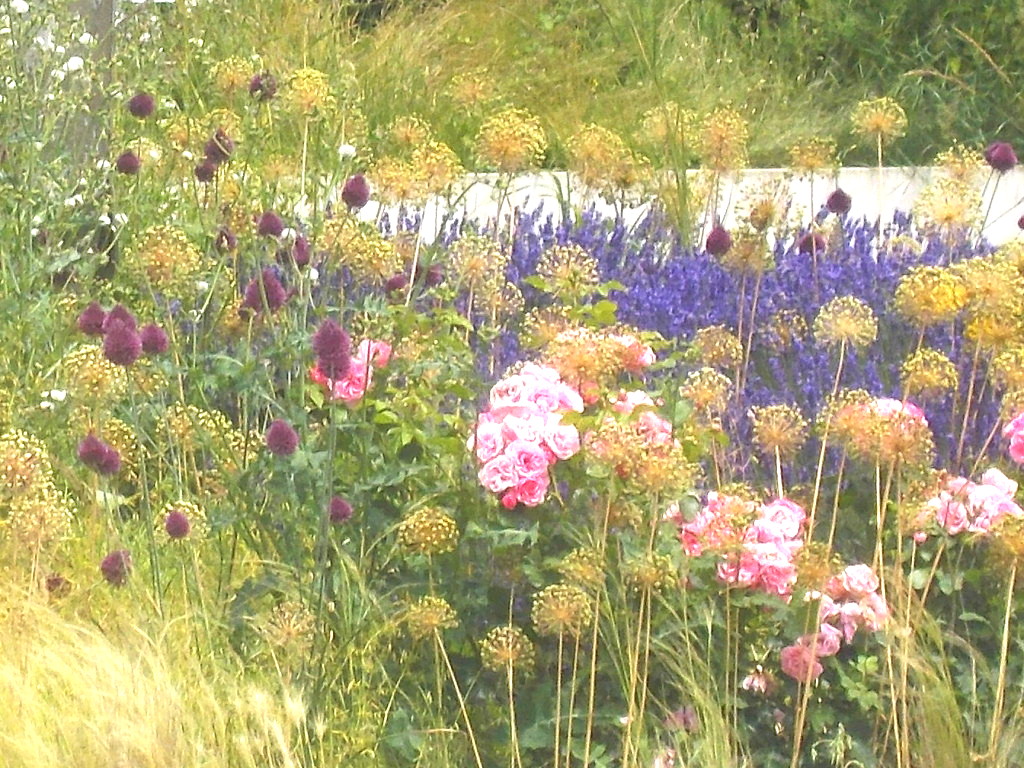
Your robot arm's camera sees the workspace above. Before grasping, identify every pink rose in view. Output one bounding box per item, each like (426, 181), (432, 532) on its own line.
(471, 420), (505, 463)
(760, 498), (806, 539)
(1002, 412), (1024, 464)
(780, 643), (823, 682)
(543, 419), (581, 460)
(516, 472), (550, 506)
(330, 363), (372, 404)
(981, 467), (1018, 497)
(804, 624), (842, 657)
(830, 564), (880, 601)
(610, 389), (655, 415)
(636, 410), (673, 446)
(500, 413), (547, 444)
(479, 455), (516, 493)
(506, 439), (550, 479)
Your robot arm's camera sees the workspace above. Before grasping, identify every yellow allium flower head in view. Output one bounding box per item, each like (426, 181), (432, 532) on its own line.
(693, 325), (743, 369)
(397, 507), (459, 556)
(261, 601), (315, 654)
(935, 142), (985, 183)
(914, 177), (981, 235)
(557, 548), (605, 591)
(813, 296), (878, 350)
(368, 155), (427, 205)
(624, 553), (676, 593)
(698, 107), (749, 173)
(284, 67), (335, 116)
(60, 344), (128, 401)
(449, 234), (508, 289)
(7, 481), (74, 548)
(893, 265), (967, 327)
(0, 430), (52, 500)
(531, 583), (593, 637)
(448, 70), (497, 108)
(788, 137), (837, 175)
(389, 115), (433, 150)
(536, 243), (599, 302)
(851, 97), (907, 144)
(901, 348), (958, 399)
(751, 404), (808, 457)
(403, 595), (459, 641)
(991, 345), (1024, 391)
(480, 625), (535, 673)
(210, 56), (257, 95)
(412, 139), (463, 196)
(640, 101), (698, 151)
(681, 367), (732, 414)
(475, 107), (547, 172)
(124, 225), (204, 298)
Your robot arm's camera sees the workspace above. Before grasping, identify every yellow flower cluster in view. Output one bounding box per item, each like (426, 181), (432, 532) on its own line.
(402, 595), (459, 640)
(475, 107), (547, 172)
(124, 225), (204, 298)
(893, 265), (967, 327)
(750, 404), (808, 457)
(693, 325), (743, 369)
(536, 243), (599, 302)
(397, 507), (459, 556)
(813, 296), (878, 350)
(531, 583), (593, 637)
(901, 348), (958, 399)
(851, 97), (907, 145)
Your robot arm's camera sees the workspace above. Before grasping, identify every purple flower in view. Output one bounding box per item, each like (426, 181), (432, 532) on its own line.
(77, 302), (106, 335)
(127, 92), (155, 119)
(249, 72), (277, 101)
(705, 225), (732, 257)
(797, 231), (826, 255)
(78, 434), (121, 475)
(341, 174), (371, 210)
(100, 550), (132, 586)
(385, 273), (408, 295)
(103, 319), (142, 366)
(194, 160), (217, 183)
(265, 419), (299, 456)
(204, 129), (234, 165)
(241, 268), (287, 314)
(140, 323), (169, 355)
(985, 141), (1018, 173)
(826, 188), (852, 215)
(257, 210), (284, 238)
(164, 509), (191, 540)
(102, 304), (137, 332)
(291, 235), (311, 268)
(328, 496), (353, 524)
(312, 318), (351, 378)
(115, 151), (141, 175)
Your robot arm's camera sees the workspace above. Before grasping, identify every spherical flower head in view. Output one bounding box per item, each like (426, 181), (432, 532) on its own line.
(385, 273), (409, 295)
(164, 509), (191, 539)
(312, 318), (351, 379)
(403, 595), (459, 640)
(826, 188), (852, 215)
(100, 549), (132, 586)
(851, 97), (907, 144)
(475, 106), (547, 172)
(194, 160), (217, 183)
(797, 231), (826, 256)
(115, 151), (141, 175)
(102, 304), (137, 332)
(536, 244), (599, 302)
(813, 296), (878, 350)
(241, 268), (287, 314)
(291, 235), (311, 268)
(751, 404), (808, 457)
(45, 573), (71, 597)
(480, 625), (535, 673)
(681, 367), (732, 414)
(1018, 214), (1024, 230)
(249, 71), (278, 101)
(78, 433), (112, 472)
(341, 174), (371, 210)
(127, 92), (155, 119)
(424, 262), (444, 287)
(103, 319), (142, 366)
(328, 496), (353, 524)
(531, 583), (593, 637)
(693, 325), (742, 369)
(204, 129), (234, 165)
(257, 210), (284, 238)
(901, 348), (958, 399)
(985, 141), (1018, 173)
(397, 506), (459, 556)
(77, 301), (106, 335)
(265, 419), (299, 456)
(788, 136), (837, 175)
(705, 224), (732, 257)
(780, 641), (823, 682)
(140, 323), (169, 355)
(893, 265), (967, 327)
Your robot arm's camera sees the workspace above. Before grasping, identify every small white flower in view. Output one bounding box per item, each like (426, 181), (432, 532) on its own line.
(78, 32), (94, 45)
(98, 213), (111, 225)
(113, 212), (128, 226)
(48, 389), (67, 402)
(62, 56), (84, 73)
(181, 150), (194, 161)
(63, 194), (83, 207)
(11, 0), (29, 14)
(195, 280), (210, 292)
(39, 400), (53, 410)
(308, 267), (320, 283)
(293, 196), (312, 221)
(95, 158), (111, 170)
(338, 143), (357, 160)
(279, 227), (298, 246)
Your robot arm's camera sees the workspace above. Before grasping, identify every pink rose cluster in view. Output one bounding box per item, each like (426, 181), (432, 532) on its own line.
(310, 339), (391, 404)
(910, 467), (1024, 541)
(780, 564), (888, 682)
(675, 493), (806, 600)
(470, 363), (584, 508)
(1003, 412), (1024, 464)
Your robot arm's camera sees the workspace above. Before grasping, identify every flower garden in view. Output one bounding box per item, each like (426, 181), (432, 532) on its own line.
(4, 2), (1024, 767)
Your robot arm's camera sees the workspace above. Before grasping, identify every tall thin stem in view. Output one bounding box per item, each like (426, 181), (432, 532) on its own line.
(955, 340), (983, 468)
(435, 630), (485, 768)
(988, 563), (1017, 757)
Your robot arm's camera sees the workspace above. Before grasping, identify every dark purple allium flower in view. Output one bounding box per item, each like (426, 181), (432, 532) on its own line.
(292, 235), (311, 268)
(164, 509), (191, 539)
(115, 151), (141, 175)
(385, 273), (408, 295)
(257, 210), (284, 238)
(127, 92), (155, 119)
(705, 224), (732, 257)
(102, 304), (137, 332)
(985, 141), (1018, 173)
(1018, 214), (1024, 230)
(78, 434), (120, 475)
(826, 188), (852, 215)
(100, 549), (132, 586)
(45, 573), (71, 597)
(312, 318), (351, 378)
(265, 419), (299, 456)
(103, 319), (142, 366)
(194, 160), (217, 183)
(204, 129), (234, 165)
(249, 71), (277, 101)
(328, 496), (353, 524)
(77, 301), (106, 335)
(341, 174), (371, 210)
(241, 268), (287, 314)
(215, 227), (237, 252)
(140, 323), (169, 355)
(797, 231), (826, 255)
